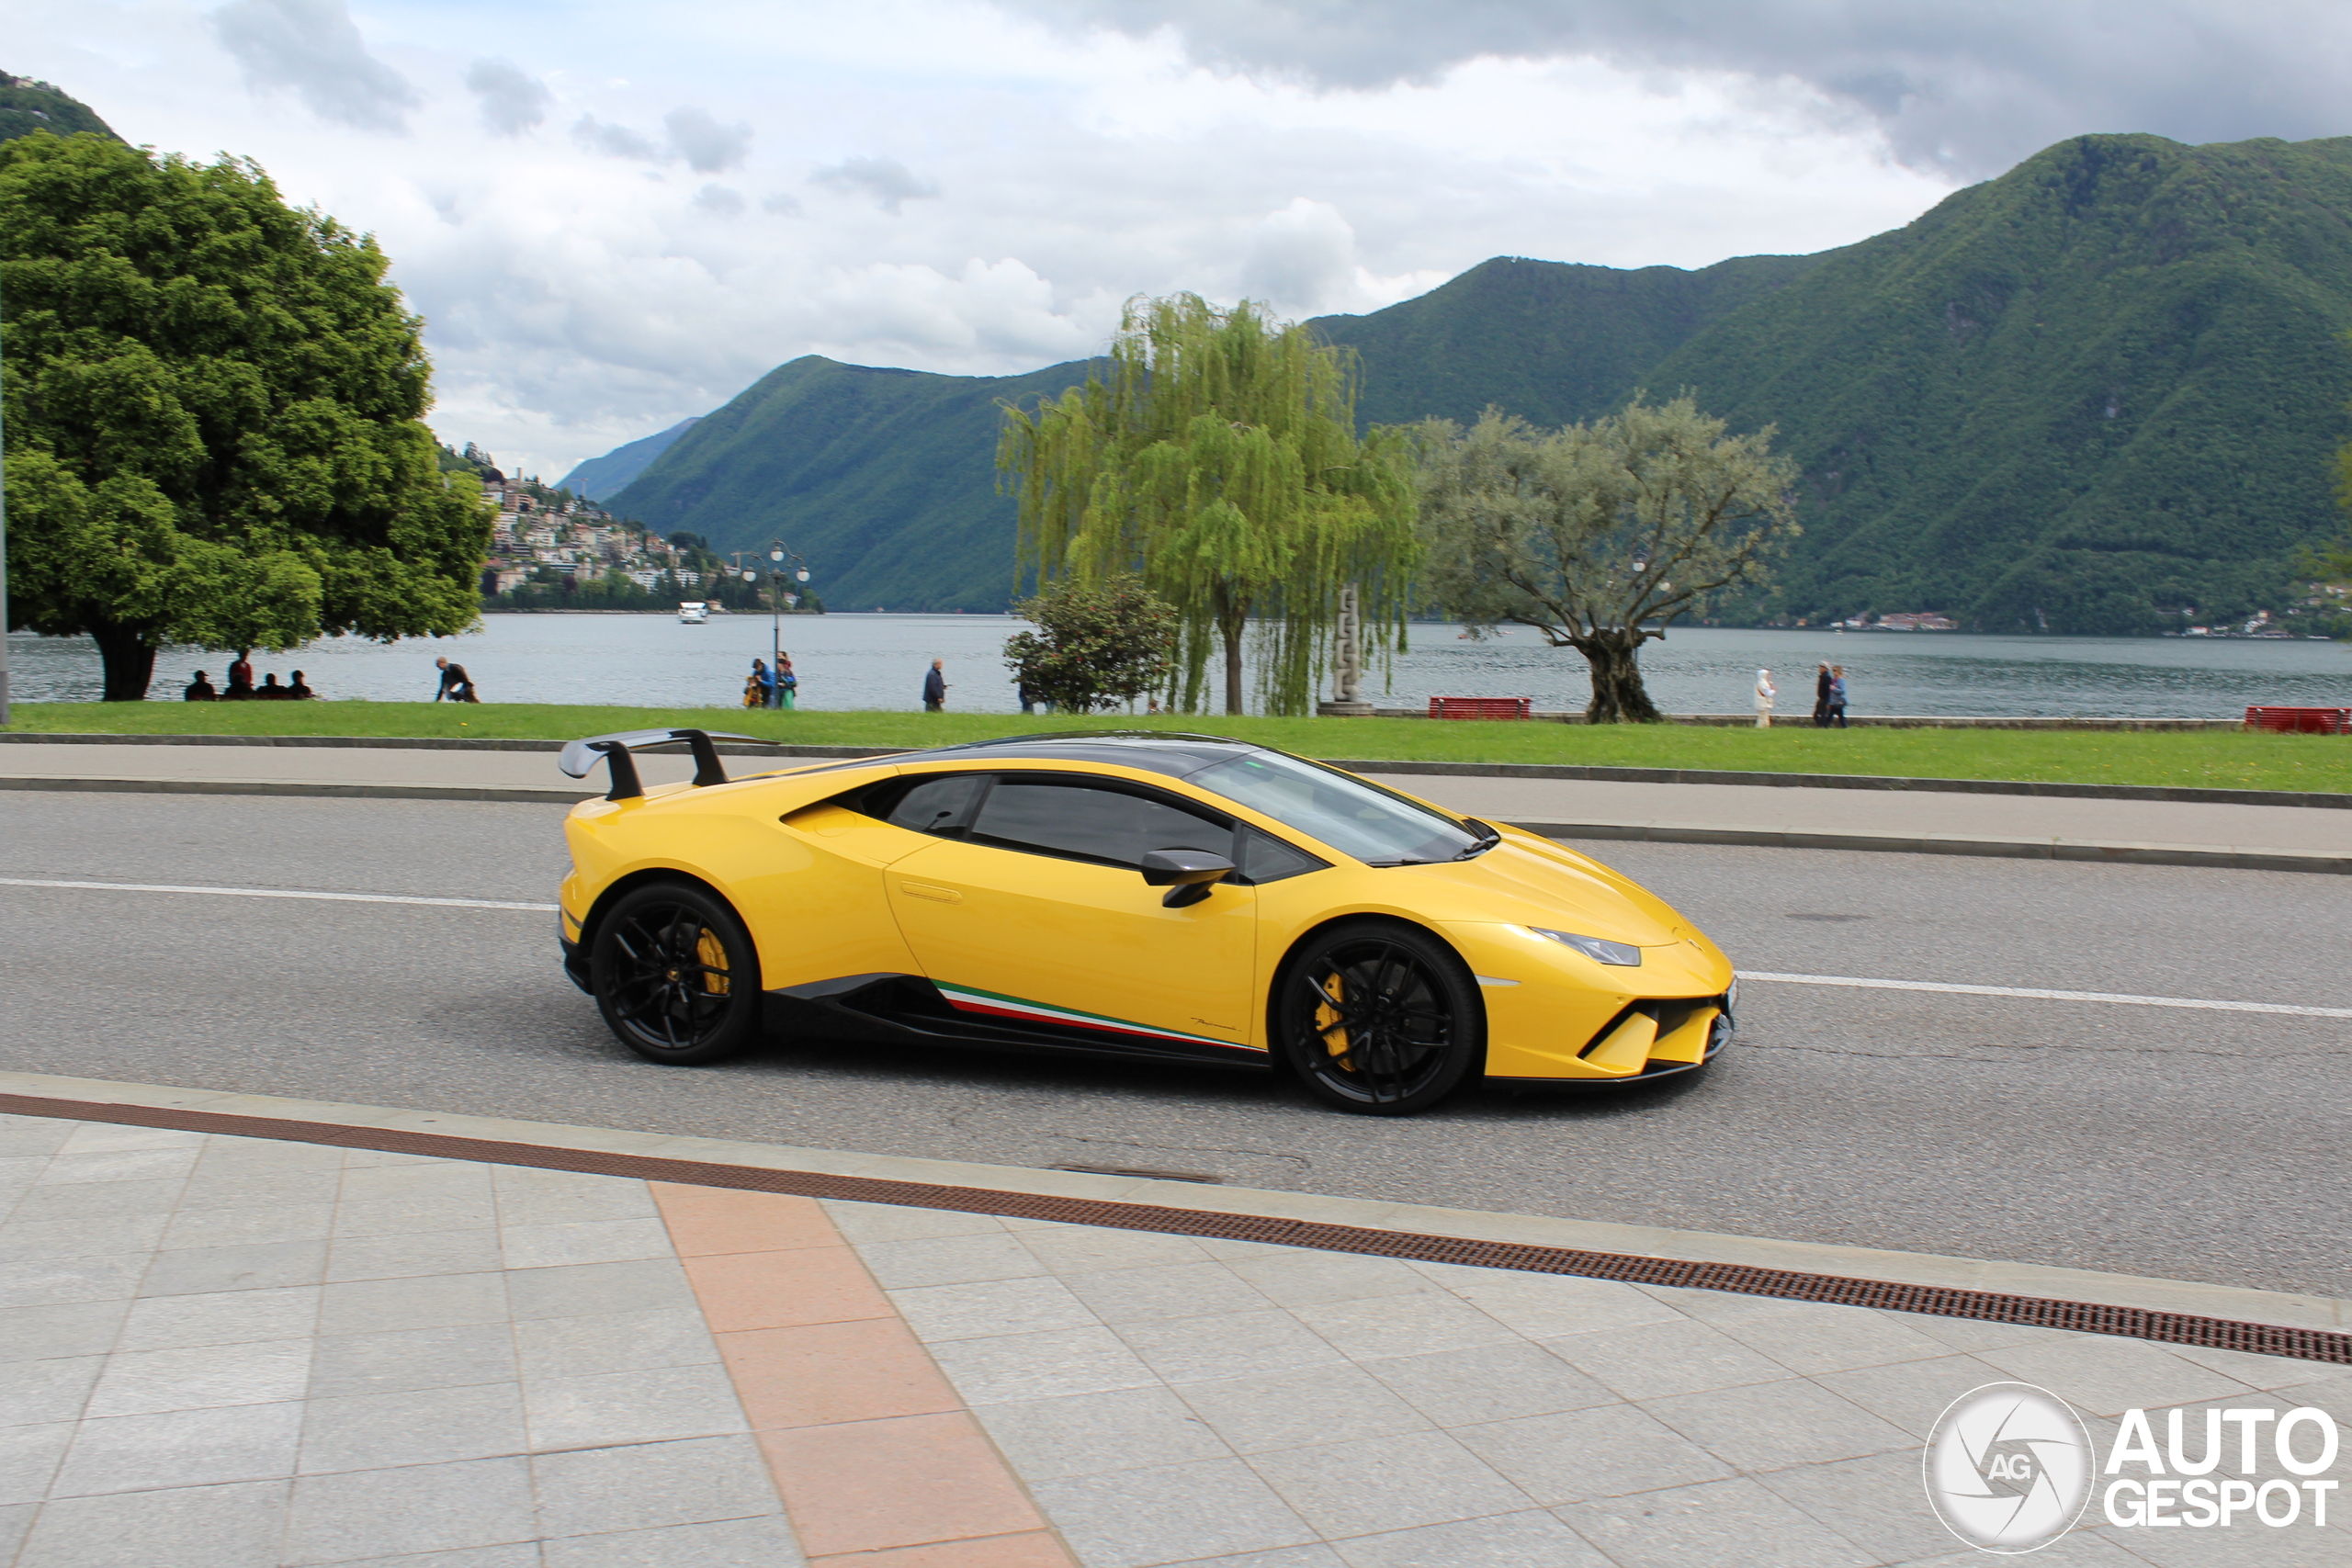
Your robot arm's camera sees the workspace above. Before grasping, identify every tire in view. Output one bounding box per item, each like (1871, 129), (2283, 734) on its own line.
(591, 883), (763, 1066)
(1274, 921), (1482, 1114)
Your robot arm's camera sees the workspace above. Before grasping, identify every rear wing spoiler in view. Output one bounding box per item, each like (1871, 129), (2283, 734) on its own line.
(558, 728), (767, 801)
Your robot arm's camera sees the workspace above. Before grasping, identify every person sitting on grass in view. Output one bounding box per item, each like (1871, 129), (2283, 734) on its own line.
(183, 671), (218, 702)
(257, 673), (287, 699)
(288, 671), (315, 700)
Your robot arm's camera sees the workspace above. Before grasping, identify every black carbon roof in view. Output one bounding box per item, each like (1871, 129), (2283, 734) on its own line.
(912, 730), (1264, 779)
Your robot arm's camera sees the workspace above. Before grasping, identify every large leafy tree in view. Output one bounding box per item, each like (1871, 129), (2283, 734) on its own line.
(1419, 397), (1799, 722)
(998, 293), (1417, 716)
(1002, 573), (1177, 713)
(1, 132), (491, 699)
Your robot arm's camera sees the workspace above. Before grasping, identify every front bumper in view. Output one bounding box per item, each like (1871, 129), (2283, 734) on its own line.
(1441, 920), (1736, 1082)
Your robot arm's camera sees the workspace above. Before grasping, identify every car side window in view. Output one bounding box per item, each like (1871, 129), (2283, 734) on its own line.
(878, 773), (988, 837)
(1235, 825), (1326, 885)
(967, 778), (1230, 869)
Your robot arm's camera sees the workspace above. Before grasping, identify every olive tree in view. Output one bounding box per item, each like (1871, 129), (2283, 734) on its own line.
(0, 132), (491, 699)
(1417, 397), (1799, 722)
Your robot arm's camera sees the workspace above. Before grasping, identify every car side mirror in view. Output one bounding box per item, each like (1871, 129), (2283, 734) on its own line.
(1139, 849), (1234, 908)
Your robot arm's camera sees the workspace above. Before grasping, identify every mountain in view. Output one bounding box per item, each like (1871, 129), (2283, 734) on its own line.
(613, 133), (2352, 630)
(608, 356), (1095, 611)
(0, 73), (121, 145)
(560, 416), (701, 500)
(1310, 251), (1823, 430)
(1644, 134), (2352, 632)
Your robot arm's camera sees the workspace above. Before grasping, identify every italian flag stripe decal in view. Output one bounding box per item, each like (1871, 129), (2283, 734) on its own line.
(934, 982), (1264, 1053)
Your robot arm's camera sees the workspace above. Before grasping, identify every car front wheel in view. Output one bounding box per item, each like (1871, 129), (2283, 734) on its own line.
(1275, 922), (1482, 1114)
(591, 883), (763, 1066)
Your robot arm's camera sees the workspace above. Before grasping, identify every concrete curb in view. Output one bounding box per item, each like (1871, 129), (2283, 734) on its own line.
(0, 775), (593, 806)
(0, 730), (890, 760)
(1, 1069), (2341, 1338)
(1508, 818), (2352, 874)
(5, 730), (2346, 809)
(6, 773), (2345, 872)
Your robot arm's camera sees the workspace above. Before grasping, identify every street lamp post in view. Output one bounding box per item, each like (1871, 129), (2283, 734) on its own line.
(760, 539), (810, 708)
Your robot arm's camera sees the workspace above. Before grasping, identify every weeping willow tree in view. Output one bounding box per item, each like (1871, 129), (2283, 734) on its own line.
(998, 294), (1418, 716)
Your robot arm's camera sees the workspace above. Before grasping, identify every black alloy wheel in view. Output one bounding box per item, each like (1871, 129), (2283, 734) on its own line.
(591, 883), (763, 1065)
(1276, 922), (1481, 1114)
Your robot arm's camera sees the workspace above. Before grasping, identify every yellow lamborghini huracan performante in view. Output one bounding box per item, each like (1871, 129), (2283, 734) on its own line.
(556, 728), (1735, 1114)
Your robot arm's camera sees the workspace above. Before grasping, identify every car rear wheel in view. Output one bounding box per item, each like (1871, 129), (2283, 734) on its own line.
(1276, 922), (1481, 1114)
(591, 883), (763, 1066)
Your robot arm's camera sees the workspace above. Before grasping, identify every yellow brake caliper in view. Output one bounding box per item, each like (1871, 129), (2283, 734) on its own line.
(1316, 973), (1351, 1068)
(696, 929), (730, 997)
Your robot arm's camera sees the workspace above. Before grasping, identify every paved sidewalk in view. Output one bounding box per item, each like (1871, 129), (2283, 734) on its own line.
(6, 1111), (2345, 1567)
(3, 741), (2346, 860)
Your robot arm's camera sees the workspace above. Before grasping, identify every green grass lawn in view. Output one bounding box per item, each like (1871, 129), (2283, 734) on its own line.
(7, 699), (2349, 793)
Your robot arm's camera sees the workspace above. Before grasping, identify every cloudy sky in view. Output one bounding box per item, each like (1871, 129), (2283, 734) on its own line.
(14, 1), (2346, 479)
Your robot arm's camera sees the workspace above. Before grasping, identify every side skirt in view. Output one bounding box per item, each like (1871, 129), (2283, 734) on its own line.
(763, 974), (1272, 1071)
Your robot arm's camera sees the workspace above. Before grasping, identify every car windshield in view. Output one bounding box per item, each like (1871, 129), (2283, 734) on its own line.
(1193, 751), (1486, 865)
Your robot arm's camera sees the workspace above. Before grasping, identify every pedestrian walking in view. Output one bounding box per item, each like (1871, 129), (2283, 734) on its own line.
(1827, 665), (1849, 728)
(922, 660), (948, 713)
(1812, 662), (1832, 728)
(1017, 678), (1044, 716)
(1753, 668), (1776, 728)
(434, 657), (479, 703)
(776, 653), (797, 711)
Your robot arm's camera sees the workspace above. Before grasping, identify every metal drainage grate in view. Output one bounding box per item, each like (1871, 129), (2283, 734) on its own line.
(8, 1092), (2343, 1368)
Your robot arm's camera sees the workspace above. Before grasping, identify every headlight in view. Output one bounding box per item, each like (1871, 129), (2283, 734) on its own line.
(1530, 928), (1642, 966)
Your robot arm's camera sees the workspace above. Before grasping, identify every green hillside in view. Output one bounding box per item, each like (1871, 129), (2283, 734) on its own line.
(559, 416), (698, 500)
(609, 133), (2352, 628)
(1310, 251), (1822, 429)
(0, 73), (120, 145)
(1647, 134), (2352, 633)
(608, 355), (1094, 611)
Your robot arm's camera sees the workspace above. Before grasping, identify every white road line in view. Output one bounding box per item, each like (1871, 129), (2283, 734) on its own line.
(6, 876), (2342, 1018)
(1737, 970), (2352, 1021)
(0, 877), (559, 913)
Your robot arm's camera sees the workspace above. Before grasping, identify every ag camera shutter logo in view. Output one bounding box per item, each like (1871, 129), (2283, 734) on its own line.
(1923, 1382), (2094, 1552)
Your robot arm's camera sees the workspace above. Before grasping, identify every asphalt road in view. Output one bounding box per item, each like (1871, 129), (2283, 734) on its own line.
(4, 791), (2346, 1300)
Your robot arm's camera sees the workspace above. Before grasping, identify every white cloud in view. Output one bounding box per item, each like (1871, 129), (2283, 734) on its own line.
(209, 0), (417, 132)
(664, 107), (752, 174)
(999, 0), (2352, 179)
(810, 156), (943, 213)
(464, 58), (549, 138)
(24, 0), (1974, 480)
(571, 113), (663, 162)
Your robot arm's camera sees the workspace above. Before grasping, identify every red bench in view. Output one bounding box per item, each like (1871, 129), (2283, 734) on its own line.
(2245, 706), (2351, 734)
(1429, 696), (1532, 721)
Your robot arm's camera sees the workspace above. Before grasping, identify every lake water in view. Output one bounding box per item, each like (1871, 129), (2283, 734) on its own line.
(6, 614), (2348, 717)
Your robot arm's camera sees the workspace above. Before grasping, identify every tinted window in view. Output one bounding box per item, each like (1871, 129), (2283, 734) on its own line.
(1193, 750), (1480, 865)
(969, 780), (1230, 868)
(881, 773), (987, 836)
(1236, 826), (1325, 886)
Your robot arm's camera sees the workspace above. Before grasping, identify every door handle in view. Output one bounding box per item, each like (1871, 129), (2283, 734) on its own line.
(899, 881), (963, 904)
